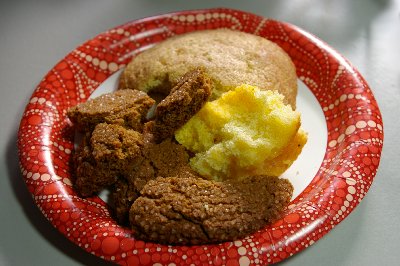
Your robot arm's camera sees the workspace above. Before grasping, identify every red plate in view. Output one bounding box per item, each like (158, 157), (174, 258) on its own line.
(17, 8), (383, 265)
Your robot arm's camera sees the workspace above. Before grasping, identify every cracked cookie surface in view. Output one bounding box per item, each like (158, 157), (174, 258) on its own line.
(129, 175), (293, 245)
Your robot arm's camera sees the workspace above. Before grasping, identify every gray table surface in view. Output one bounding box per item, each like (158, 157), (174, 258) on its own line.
(1, 0), (399, 265)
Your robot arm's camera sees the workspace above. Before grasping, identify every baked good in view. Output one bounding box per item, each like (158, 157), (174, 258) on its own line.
(91, 123), (144, 173)
(73, 132), (119, 197)
(111, 178), (139, 225)
(68, 59), (299, 244)
(129, 175), (293, 245)
(151, 68), (212, 142)
(73, 123), (144, 197)
(175, 84), (306, 181)
(119, 29), (297, 108)
(111, 136), (197, 224)
(67, 89), (155, 132)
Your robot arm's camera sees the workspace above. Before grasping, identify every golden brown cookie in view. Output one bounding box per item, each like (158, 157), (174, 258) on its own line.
(119, 29), (297, 108)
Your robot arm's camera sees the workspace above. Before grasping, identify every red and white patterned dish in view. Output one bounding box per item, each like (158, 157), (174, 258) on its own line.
(17, 8), (383, 265)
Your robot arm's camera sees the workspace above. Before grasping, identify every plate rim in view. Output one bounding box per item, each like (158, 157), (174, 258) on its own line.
(17, 7), (384, 265)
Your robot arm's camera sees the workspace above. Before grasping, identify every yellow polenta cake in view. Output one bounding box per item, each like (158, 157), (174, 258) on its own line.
(175, 84), (307, 181)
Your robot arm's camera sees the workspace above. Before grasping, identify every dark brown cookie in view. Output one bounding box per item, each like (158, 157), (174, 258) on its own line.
(67, 89), (155, 132)
(129, 175), (293, 245)
(73, 132), (118, 197)
(151, 68), (212, 142)
(73, 123), (144, 197)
